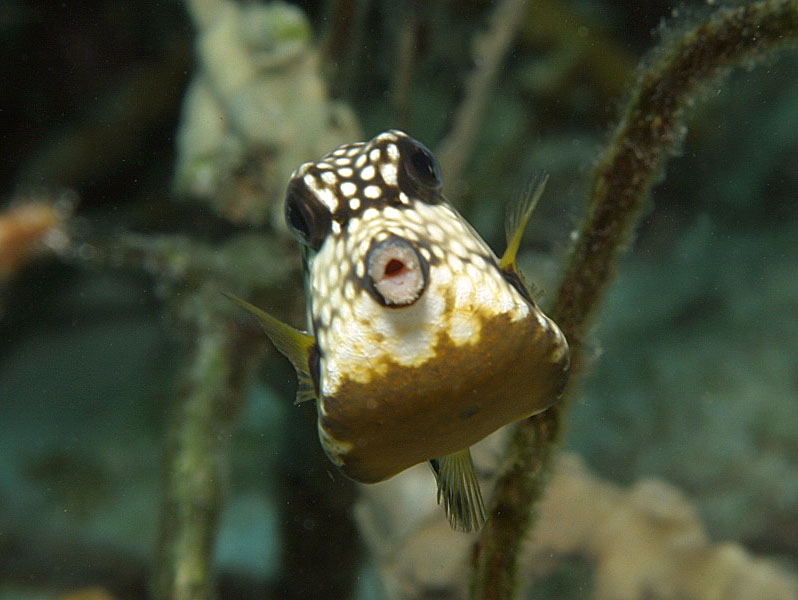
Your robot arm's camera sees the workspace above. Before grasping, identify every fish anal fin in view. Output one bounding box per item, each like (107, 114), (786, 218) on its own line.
(429, 448), (486, 532)
(499, 170), (549, 272)
(224, 292), (318, 404)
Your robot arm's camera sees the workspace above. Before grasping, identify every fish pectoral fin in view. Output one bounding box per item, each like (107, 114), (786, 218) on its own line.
(293, 374), (317, 405)
(499, 169), (549, 273)
(429, 448), (487, 532)
(224, 293), (318, 404)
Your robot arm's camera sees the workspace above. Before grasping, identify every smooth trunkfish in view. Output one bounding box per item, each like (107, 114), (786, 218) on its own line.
(228, 130), (570, 532)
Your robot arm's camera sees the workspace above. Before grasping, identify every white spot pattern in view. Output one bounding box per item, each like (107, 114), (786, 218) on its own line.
(285, 129), (555, 399)
(364, 185), (382, 199)
(379, 162), (398, 186)
(340, 182), (357, 197)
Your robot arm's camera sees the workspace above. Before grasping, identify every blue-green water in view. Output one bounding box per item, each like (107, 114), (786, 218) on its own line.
(1, 1), (796, 598)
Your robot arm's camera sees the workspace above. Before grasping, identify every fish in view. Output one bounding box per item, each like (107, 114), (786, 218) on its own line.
(228, 130), (569, 532)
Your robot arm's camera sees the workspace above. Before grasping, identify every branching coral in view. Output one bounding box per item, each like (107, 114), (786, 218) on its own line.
(435, 0), (530, 190)
(175, 0), (360, 226)
(355, 452), (798, 599)
(153, 288), (260, 600)
(471, 1), (798, 598)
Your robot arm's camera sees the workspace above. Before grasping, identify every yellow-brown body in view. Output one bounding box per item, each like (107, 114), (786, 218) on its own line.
(319, 308), (568, 482)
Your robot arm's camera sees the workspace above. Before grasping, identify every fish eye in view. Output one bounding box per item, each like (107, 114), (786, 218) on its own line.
(365, 236), (429, 307)
(286, 194), (311, 238)
(409, 148), (441, 188)
(401, 138), (443, 190)
(284, 181), (331, 251)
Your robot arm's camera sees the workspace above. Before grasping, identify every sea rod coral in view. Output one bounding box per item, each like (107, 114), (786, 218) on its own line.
(471, 1), (798, 598)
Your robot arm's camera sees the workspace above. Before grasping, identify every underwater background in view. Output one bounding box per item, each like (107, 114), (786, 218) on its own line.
(1, 0), (796, 599)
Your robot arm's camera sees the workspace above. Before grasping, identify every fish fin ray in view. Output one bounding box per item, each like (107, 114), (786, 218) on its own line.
(499, 170), (549, 272)
(294, 378), (317, 405)
(224, 293), (317, 402)
(429, 448), (486, 532)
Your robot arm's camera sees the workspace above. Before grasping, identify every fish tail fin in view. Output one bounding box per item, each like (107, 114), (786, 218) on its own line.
(429, 448), (486, 532)
(224, 292), (318, 404)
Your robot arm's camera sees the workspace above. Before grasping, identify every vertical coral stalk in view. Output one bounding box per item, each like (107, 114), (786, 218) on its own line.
(154, 291), (259, 600)
(320, 0), (369, 97)
(436, 0), (530, 189)
(471, 2), (798, 598)
(391, 0), (422, 130)
(155, 317), (227, 600)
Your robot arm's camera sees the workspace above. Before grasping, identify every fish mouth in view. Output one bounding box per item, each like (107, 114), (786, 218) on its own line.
(365, 235), (429, 307)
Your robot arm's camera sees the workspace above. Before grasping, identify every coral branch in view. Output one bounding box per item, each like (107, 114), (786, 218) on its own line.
(319, 0), (369, 98)
(471, 1), (798, 598)
(154, 287), (264, 600)
(435, 0), (529, 190)
(176, 0), (360, 226)
(554, 0), (798, 360)
(390, 0), (422, 130)
(154, 306), (228, 600)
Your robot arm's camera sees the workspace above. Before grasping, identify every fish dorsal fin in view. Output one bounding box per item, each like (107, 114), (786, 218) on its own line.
(429, 448), (486, 532)
(499, 170), (549, 273)
(224, 293), (317, 404)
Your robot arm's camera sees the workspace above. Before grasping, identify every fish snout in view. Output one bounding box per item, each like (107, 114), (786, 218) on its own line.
(365, 235), (429, 307)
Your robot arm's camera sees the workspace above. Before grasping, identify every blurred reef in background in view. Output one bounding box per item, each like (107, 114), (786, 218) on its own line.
(0, 1), (796, 599)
